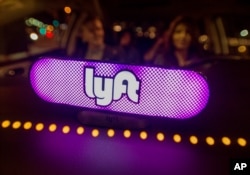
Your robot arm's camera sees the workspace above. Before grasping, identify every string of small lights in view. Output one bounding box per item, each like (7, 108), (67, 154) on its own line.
(1, 120), (248, 147)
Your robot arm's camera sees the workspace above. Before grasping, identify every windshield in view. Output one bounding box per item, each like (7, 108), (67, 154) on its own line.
(223, 15), (250, 57)
(0, 9), (70, 63)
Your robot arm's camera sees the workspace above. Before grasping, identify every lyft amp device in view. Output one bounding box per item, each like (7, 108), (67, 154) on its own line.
(30, 57), (209, 119)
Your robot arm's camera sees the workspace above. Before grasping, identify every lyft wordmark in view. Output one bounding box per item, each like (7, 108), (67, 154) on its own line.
(84, 67), (140, 106)
(30, 58), (210, 119)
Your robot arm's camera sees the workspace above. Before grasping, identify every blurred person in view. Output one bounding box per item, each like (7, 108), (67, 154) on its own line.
(73, 16), (122, 62)
(118, 29), (141, 64)
(143, 30), (167, 64)
(144, 16), (202, 68)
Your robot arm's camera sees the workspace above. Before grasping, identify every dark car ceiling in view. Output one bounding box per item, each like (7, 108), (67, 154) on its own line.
(1, 0), (250, 26)
(100, 0), (250, 21)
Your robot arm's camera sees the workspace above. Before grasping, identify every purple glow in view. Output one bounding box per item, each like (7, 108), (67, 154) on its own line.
(30, 57), (209, 119)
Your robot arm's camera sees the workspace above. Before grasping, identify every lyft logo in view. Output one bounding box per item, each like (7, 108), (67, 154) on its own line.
(84, 67), (140, 106)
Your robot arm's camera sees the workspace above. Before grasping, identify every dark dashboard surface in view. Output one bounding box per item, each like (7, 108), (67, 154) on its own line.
(1, 58), (250, 175)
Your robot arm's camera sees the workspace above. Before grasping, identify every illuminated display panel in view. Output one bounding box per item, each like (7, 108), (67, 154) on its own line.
(30, 57), (209, 119)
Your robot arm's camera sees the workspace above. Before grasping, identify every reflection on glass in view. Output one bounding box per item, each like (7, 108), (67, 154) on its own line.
(23, 121), (32, 130)
(12, 121), (21, 129)
(156, 132), (165, 141)
(140, 131), (147, 140)
(206, 136), (215, 146)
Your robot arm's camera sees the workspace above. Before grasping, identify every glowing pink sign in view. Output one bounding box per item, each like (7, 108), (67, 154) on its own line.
(30, 57), (209, 119)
